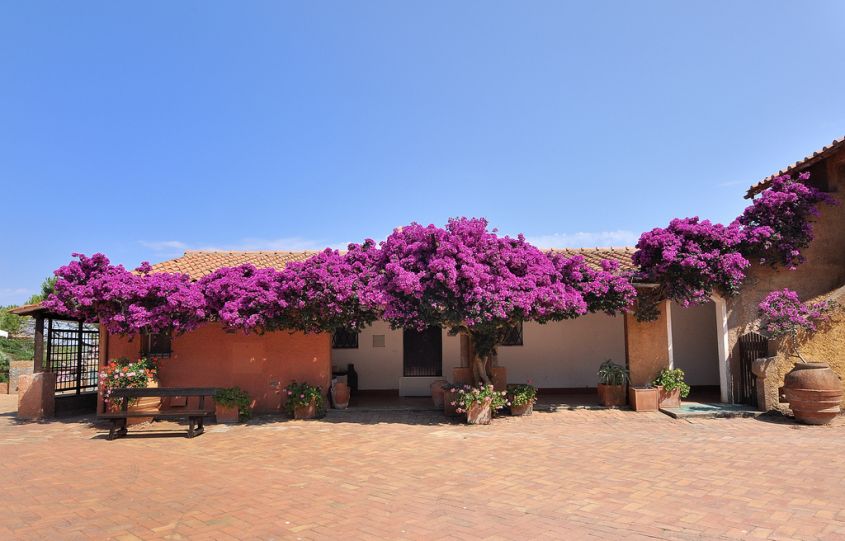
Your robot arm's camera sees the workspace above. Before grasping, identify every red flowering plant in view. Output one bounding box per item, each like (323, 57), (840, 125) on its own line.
(99, 357), (158, 410)
(757, 289), (836, 363)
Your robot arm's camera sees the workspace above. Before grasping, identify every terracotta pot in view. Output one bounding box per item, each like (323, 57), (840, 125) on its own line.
(215, 404), (240, 424)
(510, 402), (533, 416)
(443, 389), (461, 417)
(783, 362), (843, 425)
(597, 384), (627, 407)
(658, 387), (681, 409)
(628, 386), (659, 412)
(293, 400), (318, 420)
(430, 379), (448, 409)
(332, 382), (350, 409)
(466, 399), (493, 425)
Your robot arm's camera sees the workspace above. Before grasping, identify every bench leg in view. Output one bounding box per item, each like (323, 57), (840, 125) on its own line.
(107, 419), (128, 440)
(187, 417), (204, 438)
(108, 419), (118, 441)
(118, 418), (128, 438)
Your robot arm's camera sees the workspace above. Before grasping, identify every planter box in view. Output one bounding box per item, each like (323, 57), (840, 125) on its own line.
(466, 400), (493, 425)
(443, 389), (461, 417)
(293, 400), (318, 420)
(451, 367), (507, 391)
(215, 404), (240, 424)
(628, 386), (659, 412)
(510, 402), (533, 416)
(597, 384), (627, 407)
(658, 387), (681, 409)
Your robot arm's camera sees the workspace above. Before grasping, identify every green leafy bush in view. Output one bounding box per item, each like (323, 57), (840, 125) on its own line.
(214, 387), (252, 419)
(283, 381), (324, 415)
(597, 359), (629, 386)
(506, 383), (537, 406)
(653, 368), (690, 398)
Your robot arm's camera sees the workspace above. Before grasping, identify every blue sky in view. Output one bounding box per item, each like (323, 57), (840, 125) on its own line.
(2, 1), (844, 305)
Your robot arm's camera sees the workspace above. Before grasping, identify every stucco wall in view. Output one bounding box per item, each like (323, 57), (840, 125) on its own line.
(330, 321), (460, 390)
(331, 315), (625, 390)
(103, 323), (331, 413)
(671, 301), (720, 386)
(496, 314), (626, 388)
(727, 148), (845, 401)
(625, 300), (672, 386)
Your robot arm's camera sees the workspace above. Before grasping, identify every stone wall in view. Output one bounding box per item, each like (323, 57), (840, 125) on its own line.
(731, 146), (845, 406)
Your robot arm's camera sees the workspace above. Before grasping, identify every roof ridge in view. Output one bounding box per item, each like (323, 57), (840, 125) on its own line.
(746, 135), (845, 198)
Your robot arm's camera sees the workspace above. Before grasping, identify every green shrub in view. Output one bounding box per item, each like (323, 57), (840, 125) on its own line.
(506, 383), (537, 406)
(653, 368), (690, 398)
(597, 359), (628, 386)
(214, 387), (252, 419)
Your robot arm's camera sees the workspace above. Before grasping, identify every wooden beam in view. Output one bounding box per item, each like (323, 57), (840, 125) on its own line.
(33, 316), (44, 373)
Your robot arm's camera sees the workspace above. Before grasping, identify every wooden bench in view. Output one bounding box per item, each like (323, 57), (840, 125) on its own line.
(100, 387), (218, 440)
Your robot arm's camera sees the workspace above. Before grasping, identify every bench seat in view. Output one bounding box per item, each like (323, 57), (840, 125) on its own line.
(101, 387), (219, 440)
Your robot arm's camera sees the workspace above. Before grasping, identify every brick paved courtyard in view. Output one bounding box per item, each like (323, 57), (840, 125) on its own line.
(1, 394), (844, 541)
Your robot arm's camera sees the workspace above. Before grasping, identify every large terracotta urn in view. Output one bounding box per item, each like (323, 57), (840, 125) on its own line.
(430, 379), (448, 409)
(783, 362), (843, 425)
(332, 382), (350, 409)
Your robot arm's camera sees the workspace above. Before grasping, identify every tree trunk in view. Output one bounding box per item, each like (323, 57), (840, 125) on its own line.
(470, 352), (492, 386)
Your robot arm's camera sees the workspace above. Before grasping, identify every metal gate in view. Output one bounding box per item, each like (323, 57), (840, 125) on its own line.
(737, 332), (767, 407)
(46, 320), (100, 395)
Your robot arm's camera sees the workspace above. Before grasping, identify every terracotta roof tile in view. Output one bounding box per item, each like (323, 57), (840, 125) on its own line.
(745, 136), (845, 199)
(547, 247), (637, 273)
(150, 250), (318, 279)
(151, 247), (637, 280)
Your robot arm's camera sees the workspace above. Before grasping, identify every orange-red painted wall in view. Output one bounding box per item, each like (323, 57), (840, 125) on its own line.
(101, 323), (331, 413)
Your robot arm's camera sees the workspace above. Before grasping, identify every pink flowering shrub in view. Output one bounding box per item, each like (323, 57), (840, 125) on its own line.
(633, 217), (750, 306)
(44, 253), (206, 335)
(283, 380), (324, 416)
(634, 173), (834, 313)
(738, 173), (836, 269)
(452, 383), (508, 414)
(99, 357), (158, 410)
(757, 288), (836, 362)
(198, 264), (288, 333)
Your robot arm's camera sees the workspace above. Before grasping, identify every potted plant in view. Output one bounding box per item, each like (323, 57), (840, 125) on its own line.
(506, 383), (537, 416)
(454, 384), (507, 425)
(628, 385), (659, 412)
(284, 381), (324, 420)
(100, 357), (158, 413)
(597, 359), (628, 407)
(442, 383), (462, 417)
(214, 387), (251, 423)
(653, 368), (690, 408)
(758, 289), (841, 424)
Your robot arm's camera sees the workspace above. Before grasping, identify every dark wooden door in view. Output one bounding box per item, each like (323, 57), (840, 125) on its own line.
(737, 332), (767, 407)
(403, 327), (443, 377)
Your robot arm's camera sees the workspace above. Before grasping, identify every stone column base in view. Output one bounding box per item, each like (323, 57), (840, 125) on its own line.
(17, 372), (56, 420)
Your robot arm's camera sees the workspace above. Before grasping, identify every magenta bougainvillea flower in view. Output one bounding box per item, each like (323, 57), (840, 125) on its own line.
(634, 173), (834, 307)
(758, 288), (835, 362)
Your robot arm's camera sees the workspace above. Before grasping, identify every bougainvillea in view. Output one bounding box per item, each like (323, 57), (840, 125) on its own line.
(45, 219), (635, 377)
(758, 288), (836, 362)
(633, 217), (750, 307)
(44, 253), (206, 335)
(278, 242), (381, 333)
(198, 264), (288, 333)
(364, 218), (633, 383)
(738, 173), (836, 269)
(634, 173), (835, 314)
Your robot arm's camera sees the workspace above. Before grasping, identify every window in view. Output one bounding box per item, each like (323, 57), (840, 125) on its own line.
(331, 328), (359, 349)
(501, 321), (523, 346)
(140, 331), (172, 358)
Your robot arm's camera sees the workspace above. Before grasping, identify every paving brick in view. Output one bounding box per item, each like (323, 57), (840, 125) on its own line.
(1, 394), (844, 539)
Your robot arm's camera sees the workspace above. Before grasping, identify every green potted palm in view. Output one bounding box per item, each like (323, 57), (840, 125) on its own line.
(214, 387), (251, 423)
(597, 359), (628, 407)
(653, 368), (690, 408)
